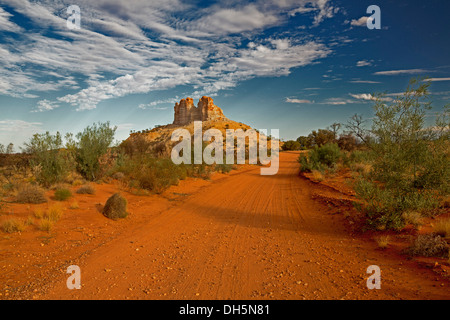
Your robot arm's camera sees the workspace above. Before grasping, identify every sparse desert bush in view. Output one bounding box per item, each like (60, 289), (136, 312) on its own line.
(103, 193), (128, 220)
(215, 163), (233, 174)
(54, 188), (72, 201)
(76, 184), (96, 195)
(16, 184), (47, 204)
(38, 219), (53, 232)
(112, 172), (125, 180)
(375, 235), (390, 249)
(408, 233), (449, 258)
(433, 218), (450, 238)
(1, 219), (25, 233)
(116, 155), (186, 194)
(137, 161), (180, 193)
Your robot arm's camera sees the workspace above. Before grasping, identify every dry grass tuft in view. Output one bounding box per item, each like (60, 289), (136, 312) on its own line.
(352, 163), (372, 175)
(34, 208), (44, 219)
(69, 201), (79, 209)
(402, 211), (422, 227)
(38, 219), (53, 232)
(1, 219), (25, 233)
(44, 204), (64, 222)
(375, 235), (390, 249)
(311, 170), (324, 182)
(433, 218), (450, 238)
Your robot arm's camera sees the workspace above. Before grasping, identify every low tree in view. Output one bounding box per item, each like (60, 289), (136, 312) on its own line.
(337, 133), (359, 151)
(308, 129), (335, 147)
(296, 136), (312, 149)
(23, 132), (73, 186)
(352, 79), (449, 229)
(282, 140), (301, 151)
(75, 122), (117, 181)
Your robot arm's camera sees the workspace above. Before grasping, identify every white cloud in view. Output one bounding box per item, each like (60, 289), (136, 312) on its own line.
(138, 97), (180, 110)
(0, 7), (23, 32)
(350, 16), (368, 27)
(356, 60), (372, 67)
(34, 99), (60, 112)
(426, 77), (450, 82)
(321, 98), (357, 105)
(349, 80), (381, 84)
(0, 0), (335, 111)
(192, 4), (278, 35)
(285, 98), (312, 104)
(350, 93), (392, 102)
(373, 69), (430, 76)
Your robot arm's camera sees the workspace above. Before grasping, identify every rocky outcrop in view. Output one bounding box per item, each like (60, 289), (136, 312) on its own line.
(173, 96), (227, 125)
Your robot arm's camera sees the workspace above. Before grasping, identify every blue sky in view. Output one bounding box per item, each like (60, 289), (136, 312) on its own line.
(0, 0), (449, 148)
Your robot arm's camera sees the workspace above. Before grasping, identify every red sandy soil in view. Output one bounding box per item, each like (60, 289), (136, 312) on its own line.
(0, 151), (449, 300)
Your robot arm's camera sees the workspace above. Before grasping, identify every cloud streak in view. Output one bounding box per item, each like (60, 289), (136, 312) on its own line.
(0, 0), (336, 111)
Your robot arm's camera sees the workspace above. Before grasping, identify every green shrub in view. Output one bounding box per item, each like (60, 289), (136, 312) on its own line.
(348, 150), (373, 164)
(23, 132), (74, 187)
(281, 140), (301, 151)
(103, 193), (128, 220)
(353, 177), (439, 230)
(54, 188), (72, 201)
(75, 122), (117, 181)
(16, 184), (47, 204)
(135, 158), (181, 194)
(347, 80), (449, 230)
(114, 154), (202, 194)
(298, 143), (341, 172)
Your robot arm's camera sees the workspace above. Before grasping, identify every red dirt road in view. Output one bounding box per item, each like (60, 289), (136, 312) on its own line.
(4, 152), (450, 299)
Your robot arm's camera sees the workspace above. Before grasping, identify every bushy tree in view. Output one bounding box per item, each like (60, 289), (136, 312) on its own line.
(351, 79), (449, 229)
(308, 129), (335, 147)
(75, 122), (117, 181)
(282, 140), (301, 151)
(337, 133), (359, 151)
(23, 132), (73, 187)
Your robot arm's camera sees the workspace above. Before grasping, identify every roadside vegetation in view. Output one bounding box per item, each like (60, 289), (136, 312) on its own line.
(0, 120), (240, 233)
(295, 78), (449, 258)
